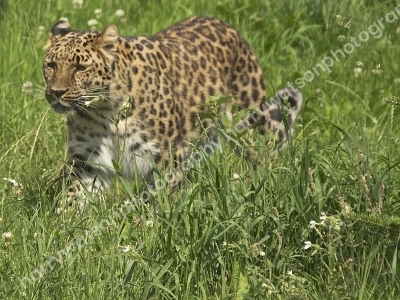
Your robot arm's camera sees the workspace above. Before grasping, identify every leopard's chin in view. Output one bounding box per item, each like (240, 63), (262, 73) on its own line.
(51, 102), (75, 115)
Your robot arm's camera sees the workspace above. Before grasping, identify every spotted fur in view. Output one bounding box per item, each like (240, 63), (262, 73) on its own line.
(43, 16), (302, 209)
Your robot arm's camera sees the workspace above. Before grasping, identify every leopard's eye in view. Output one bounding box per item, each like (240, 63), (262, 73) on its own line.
(47, 62), (56, 69)
(76, 65), (87, 72)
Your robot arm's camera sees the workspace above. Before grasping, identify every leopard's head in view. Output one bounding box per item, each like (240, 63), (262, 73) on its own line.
(43, 19), (119, 114)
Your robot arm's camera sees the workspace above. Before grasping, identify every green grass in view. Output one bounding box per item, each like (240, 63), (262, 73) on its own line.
(1, 0), (400, 298)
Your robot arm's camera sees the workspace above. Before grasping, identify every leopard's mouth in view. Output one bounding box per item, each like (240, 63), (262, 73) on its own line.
(46, 89), (111, 115)
(46, 94), (75, 115)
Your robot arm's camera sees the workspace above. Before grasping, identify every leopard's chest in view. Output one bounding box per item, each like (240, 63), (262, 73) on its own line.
(68, 119), (157, 185)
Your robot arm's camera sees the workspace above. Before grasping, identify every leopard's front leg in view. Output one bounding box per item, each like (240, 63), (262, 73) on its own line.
(57, 117), (120, 214)
(57, 152), (114, 214)
(57, 141), (115, 212)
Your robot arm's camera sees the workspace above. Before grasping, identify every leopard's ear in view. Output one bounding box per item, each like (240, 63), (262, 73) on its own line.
(50, 19), (71, 37)
(96, 24), (118, 64)
(44, 19), (71, 51)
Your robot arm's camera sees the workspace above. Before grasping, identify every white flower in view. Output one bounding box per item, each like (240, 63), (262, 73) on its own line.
(337, 35), (346, 41)
(372, 68), (383, 75)
(304, 241), (311, 250)
(94, 8), (102, 19)
(122, 245), (131, 253)
(87, 19), (98, 29)
(259, 251), (265, 256)
(3, 177), (22, 188)
(261, 283), (268, 288)
(335, 15), (344, 26)
(145, 220), (154, 228)
(353, 67), (362, 78)
(56, 207), (65, 215)
(3, 177), (23, 194)
(287, 269), (293, 275)
(222, 242), (227, 246)
(336, 15), (345, 26)
(72, 0), (83, 9)
(38, 25), (45, 37)
(2, 232), (12, 241)
(115, 9), (125, 18)
(21, 81), (33, 95)
(232, 173), (240, 180)
(320, 212), (327, 223)
(309, 220), (316, 229)
(356, 61), (364, 67)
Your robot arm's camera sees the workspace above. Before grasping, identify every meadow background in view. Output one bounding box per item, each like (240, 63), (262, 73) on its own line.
(1, 0), (400, 299)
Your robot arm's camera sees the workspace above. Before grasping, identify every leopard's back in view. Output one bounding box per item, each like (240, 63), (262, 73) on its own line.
(154, 16), (268, 109)
(147, 17), (268, 157)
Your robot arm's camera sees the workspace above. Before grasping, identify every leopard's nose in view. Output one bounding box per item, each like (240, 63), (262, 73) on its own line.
(51, 88), (67, 98)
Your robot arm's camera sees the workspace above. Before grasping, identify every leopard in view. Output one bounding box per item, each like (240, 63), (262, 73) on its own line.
(43, 16), (302, 210)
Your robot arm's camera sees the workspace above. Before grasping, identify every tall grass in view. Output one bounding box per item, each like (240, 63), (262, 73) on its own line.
(1, 0), (400, 299)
